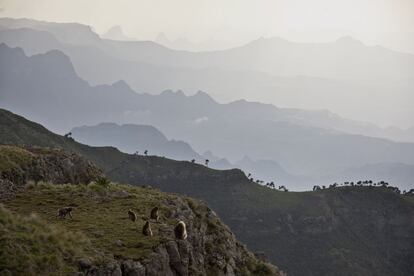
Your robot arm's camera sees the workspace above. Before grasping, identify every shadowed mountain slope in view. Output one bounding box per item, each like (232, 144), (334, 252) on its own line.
(71, 123), (200, 161)
(1, 44), (414, 192)
(1, 108), (413, 276)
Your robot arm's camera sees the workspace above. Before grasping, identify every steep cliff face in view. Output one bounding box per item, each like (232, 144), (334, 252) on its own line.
(0, 146), (281, 275)
(257, 187), (414, 276)
(107, 156), (414, 276)
(82, 190), (280, 276)
(2, 184), (280, 276)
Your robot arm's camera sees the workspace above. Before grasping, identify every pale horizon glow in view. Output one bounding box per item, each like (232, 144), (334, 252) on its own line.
(0, 0), (413, 129)
(0, 0), (413, 53)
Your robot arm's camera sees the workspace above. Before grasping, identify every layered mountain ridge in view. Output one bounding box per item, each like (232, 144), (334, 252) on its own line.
(1, 43), (414, 190)
(0, 17), (413, 132)
(1, 108), (413, 276)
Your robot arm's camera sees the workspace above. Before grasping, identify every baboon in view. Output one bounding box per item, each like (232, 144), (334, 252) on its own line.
(57, 207), (73, 219)
(174, 221), (187, 240)
(128, 209), (137, 222)
(150, 207), (159, 221)
(142, 221), (153, 237)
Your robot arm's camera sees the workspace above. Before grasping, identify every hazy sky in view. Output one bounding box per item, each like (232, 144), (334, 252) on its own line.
(1, 0), (414, 53)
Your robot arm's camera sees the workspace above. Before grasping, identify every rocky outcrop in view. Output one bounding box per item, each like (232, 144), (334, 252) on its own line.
(1, 145), (281, 275)
(0, 145), (102, 200)
(85, 195), (281, 276)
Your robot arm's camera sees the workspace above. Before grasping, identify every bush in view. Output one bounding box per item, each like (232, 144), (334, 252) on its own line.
(94, 176), (111, 188)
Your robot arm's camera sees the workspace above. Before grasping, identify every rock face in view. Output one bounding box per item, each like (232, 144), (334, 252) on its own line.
(86, 195), (281, 276)
(1, 145), (281, 275)
(0, 145), (102, 200)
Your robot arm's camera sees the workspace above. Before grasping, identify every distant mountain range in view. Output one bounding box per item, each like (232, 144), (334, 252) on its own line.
(1, 43), (413, 190)
(154, 32), (236, 52)
(71, 122), (414, 191)
(3, 18), (411, 81)
(0, 17), (413, 132)
(71, 123), (200, 161)
(70, 122), (301, 186)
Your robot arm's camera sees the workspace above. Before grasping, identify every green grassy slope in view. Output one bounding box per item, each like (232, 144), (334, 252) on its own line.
(1, 108), (413, 276)
(2, 182), (279, 275)
(6, 183), (170, 260)
(0, 204), (93, 275)
(0, 108), (125, 171)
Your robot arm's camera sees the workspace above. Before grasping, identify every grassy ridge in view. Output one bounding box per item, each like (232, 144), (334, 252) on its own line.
(2, 182), (280, 275)
(4, 182), (181, 262)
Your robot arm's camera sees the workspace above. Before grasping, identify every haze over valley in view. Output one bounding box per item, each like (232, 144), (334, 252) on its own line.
(0, 18), (413, 130)
(1, 34), (413, 190)
(0, 1), (413, 275)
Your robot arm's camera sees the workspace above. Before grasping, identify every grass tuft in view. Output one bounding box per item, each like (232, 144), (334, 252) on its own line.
(0, 145), (34, 172)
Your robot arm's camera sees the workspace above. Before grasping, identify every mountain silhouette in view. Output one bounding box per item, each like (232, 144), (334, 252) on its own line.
(1, 43), (414, 190)
(1, 18), (413, 131)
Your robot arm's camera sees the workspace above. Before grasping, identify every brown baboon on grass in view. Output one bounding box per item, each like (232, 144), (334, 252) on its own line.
(174, 221), (187, 240)
(57, 207), (73, 219)
(128, 209), (137, 222)
(142, 221), (153, 237)
(150, 207), (159, 221)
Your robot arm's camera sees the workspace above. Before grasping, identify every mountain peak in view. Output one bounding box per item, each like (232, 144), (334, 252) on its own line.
(240, 155), (254, 163)
(191, 90), (216, 103)
(244, 36), (290, 48)
(155, 32), (170, 44)
(111, 80), (132, 91)
(160, 89), (186, 97)
(102, 25), (133, 41)
(0, 43), (26, 56)
(335, 36), (364, 46)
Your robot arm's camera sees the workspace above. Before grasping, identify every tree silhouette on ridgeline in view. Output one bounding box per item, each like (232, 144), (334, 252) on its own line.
(309, 179), (407, 195)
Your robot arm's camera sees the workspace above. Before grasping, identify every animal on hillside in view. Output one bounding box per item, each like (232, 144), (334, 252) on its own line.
(150, 207), (159, 221)
(128, 209), (137, 222)
(142, 221), (153, 237)
(57, 207), (73, 219)
(174, 220), (187, 240)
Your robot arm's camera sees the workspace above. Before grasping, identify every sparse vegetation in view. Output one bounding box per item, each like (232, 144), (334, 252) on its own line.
(0, 204), (94, 275)
(4, 183), (174, 262)
(2, 180), (280, 275)
(0, 145), (34, 172)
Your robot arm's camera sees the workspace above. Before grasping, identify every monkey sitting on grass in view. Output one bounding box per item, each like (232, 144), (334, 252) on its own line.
(128, 209), (137, 222)
(142, 220), (153, 237)
(150, 207), (159, 221)
(57, 207), (73, 219)
(174, 221), (187, 240)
